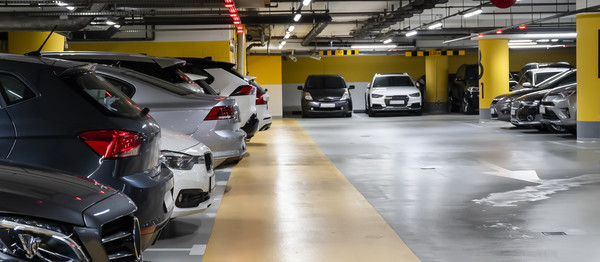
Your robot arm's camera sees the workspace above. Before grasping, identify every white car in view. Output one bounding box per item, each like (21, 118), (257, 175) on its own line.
(365, 73), (422, 116)
(245, 76), (272, 131)
(161, 128), (216, 218)
(179, 58), (259, 140)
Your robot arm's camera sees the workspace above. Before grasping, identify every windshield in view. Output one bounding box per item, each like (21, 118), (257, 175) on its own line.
(122, 70), (200, 96)
(64, 72), (142, 118)
(373, 76), (414, 87)
(534, 72), (561, 85)
(536, 70), (576, 90)
(305, 76), (346, 89)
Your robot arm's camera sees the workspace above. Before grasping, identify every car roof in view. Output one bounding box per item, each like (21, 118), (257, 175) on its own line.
(180, 57), (235, 70)
(41, 51), (186, 68)
(374, 73), (410, 77)
(525, 67), (570, 74)
(0, 53), (91, 69)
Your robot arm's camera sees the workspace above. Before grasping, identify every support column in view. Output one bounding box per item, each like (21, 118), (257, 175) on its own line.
(236, 27), (246, 75)
(478, 39), (509, 120)
(8, 31), (64, 54)
(424, 50), (448, 114)
(576, 13), (600, 140)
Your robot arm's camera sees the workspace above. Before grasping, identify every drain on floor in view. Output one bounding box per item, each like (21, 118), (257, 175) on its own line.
(542, 232), (567, 236)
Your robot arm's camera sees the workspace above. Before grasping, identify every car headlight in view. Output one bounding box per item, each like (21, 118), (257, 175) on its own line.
(341, 90), (350, 100)
(162, 150), (203, 170)
(0, 216), (88, 261)
(304, 92), (313, 101)
(467, 86), (479, 93)
(409, 92), (420, 97)
(371, 93), (384, 98)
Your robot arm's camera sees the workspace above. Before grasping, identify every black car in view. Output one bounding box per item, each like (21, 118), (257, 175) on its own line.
(0, 54), (174, 250)
(512, 83), (575, 132)
(448, 64), (479, 114)
(491, 68), (576, 122)
(0, 161), (141, 261)
(298, 75), (354, 117)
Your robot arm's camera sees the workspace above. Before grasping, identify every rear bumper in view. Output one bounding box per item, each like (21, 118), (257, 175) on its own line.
(195, 122), (246, 167)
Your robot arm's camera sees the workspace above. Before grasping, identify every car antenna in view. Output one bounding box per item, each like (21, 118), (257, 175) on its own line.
(24, 25), (58, 57)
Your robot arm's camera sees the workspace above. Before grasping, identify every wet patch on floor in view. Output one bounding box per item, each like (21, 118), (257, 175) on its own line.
(473, 174), (600, 207)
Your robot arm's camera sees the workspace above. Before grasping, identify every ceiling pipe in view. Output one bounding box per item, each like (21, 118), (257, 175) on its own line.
(301, 22), (329, 46)
(0, 3), (107, 31)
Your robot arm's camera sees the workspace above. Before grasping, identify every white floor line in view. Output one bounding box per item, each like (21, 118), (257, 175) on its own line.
(216, 181), (228, 186)
(145, 248), (191, 252)
(189, 244), (207, 255)
(550, 141), (582, 149)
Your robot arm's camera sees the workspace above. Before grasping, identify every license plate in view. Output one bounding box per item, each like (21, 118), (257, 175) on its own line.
(539, 106), (546, 114)
(320, 103), (335, 108)
(490, 107), (496, 114)
(511, 108), (516, 115)
(389, 100), (406, 105)
(164, 190), (174, 211)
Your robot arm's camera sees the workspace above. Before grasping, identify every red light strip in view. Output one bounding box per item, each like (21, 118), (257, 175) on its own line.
(224, 0), (243, 33)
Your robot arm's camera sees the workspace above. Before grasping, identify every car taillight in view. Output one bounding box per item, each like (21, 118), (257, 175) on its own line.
(79, 130), (142, 158)
(231, 85), (255, 96)
(205, 105), (236, 120)
(256, 89), (267, 105)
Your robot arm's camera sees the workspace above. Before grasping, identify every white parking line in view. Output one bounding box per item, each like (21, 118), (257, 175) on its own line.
(145, 245), (207, 256)
(216, 181), (228, 186)
(189, 245), (207, 255)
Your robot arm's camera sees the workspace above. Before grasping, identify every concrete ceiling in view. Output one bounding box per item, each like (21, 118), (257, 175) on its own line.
(0, 0), (597, 55)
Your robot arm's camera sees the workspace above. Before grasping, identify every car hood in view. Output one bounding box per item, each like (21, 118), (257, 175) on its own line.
(0, 163), (118, 226)
(161, 128), (201, 152)
(498, 89), (537, 102)
(371, 86), (419, 95)
(517, 89), (550, 101)
(306, 89), (346, 100)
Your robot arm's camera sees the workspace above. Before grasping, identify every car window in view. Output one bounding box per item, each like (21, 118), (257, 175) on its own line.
(556, 73), (577, 86)
(63, 72), (142, 118)
(534, 72), (560, 85)
(519, 72), (532, 85)
(306, 76), (346, 89)
(0, 73), (36, 106)
(373, 76), (414, 87)
(122, 70), (198, 96)
(102, 76), (136, 97)
(180, 65), (216, 84)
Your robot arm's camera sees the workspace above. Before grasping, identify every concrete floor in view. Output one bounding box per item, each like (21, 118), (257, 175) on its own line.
(145, 113), (600, 262)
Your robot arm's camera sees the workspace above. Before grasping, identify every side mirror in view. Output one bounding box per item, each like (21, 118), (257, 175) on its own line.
(349, 85), (355, 89)
(366, 83), (371, 89)
(522, 82), (532, 88)
(297, 86), (303, 90)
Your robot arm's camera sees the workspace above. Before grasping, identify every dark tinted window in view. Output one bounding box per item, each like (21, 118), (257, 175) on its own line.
(373, 76), (414, 87)
(122, 71), (198, 96)
(103, 76), (136, 97)
(557, 73), (577, 86)
(535, 72), (560, 85)
(305, 76), (345, 89)
(65, 72), (142, 118)
(0, 73), (36, 106)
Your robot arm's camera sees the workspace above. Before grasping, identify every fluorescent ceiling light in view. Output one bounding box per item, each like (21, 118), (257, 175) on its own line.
(302, 0), (311, 6)
(382, 38), (392, 44)
(114, 24), (121, 29)
(405, 30), (418, 37)
(509, 45), (566, 49)
(293, 13), (302, 22)
(508, 42), (537, 46)
(350, 44), (397, 49)
(551, 39), (559, 42)
(537, 39), (550, 43)
(288, 25), (295, 32)
(66, 6), (75, 10)
(56, 1), (68, 6)
(520, 33), (577, 39)
(427, 22), (442, 30)
(281, 41), (287, 45)
(463, 9), (482, 18)
(106, 20), (116, 26)
(284, 32), (290, 39)
(509, 39), (533, 43)
(278, 45), (283, 49)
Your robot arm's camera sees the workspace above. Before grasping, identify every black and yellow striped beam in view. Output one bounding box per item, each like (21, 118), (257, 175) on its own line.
(405, 50), (465, 57)
(318, 50), (360, 56)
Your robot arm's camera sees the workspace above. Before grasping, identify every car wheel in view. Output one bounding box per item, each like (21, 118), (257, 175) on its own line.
(368, 108), (376, 117)
(345, 112), (352, 117)
(535, 124), (546, 132)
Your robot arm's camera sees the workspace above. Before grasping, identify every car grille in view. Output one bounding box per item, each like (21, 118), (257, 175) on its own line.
(176, 189), (210, 208)
(541, 101), (554, 106)
(385, 95), (409, 106)
(101, 215), (140, 262)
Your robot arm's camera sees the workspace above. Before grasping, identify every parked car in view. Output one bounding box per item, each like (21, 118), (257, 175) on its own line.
(0, 161), (141, 261)
(512, 67), (570, 91)
(298, 75), (354, 117)
(364, 73), (421, 116)
(245, 76), (272, 131)
(0, 54), (174, 250)
(178, 57), (259, 140)
(93, 65), (247, 167)
(491, 68), (576, 122)
(510, 85), (570, 132)
(515, 62), (573, 81)
(448, 64), (479, 114)
(41, 51), (202, 93)
(161, 129), (216, 218)
(540, 83), (577, 133)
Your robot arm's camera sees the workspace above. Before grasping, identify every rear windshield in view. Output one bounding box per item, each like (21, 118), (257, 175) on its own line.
(122, 70), (199, 96)
(65, 72), (142, 118)
(305, 76), (346, 89)
(373, 76), (414, 87)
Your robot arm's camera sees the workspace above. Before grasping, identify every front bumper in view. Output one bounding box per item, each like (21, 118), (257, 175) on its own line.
(171, 163), (216, 218)
(539, 101), (576, 128)
(302, 100), (352, 116)
(491, 101), (511, 121)
(511, 101), (542, 126)
(370, 95), (421, 112)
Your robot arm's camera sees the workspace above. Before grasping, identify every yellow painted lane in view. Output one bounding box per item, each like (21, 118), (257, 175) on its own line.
(203, 119), (420, 262)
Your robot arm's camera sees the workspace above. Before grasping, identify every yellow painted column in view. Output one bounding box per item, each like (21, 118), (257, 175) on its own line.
(247, 56), (283, 117)
(8, 31), (64, 54)
(478, 39), (509, 119)
(576, 13), (600, 140)
(424, 50), (448, 113)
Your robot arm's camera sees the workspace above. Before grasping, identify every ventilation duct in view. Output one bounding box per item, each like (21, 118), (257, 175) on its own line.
(0, 4), (107, 31)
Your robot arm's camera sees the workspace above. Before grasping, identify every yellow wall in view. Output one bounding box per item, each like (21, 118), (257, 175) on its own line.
(282, 55), (426, 84)
(8, 32), (65, 54)
(576, 13), (600, 122)
(68, 41), (233, 62)
(248, 56), (283, 117)
(509, 48), (576, 71)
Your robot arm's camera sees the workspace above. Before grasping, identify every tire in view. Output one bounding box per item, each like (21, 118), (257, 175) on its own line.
(368, 108), (376, 117)
(345, 112), (352, 117)
(534, 124), (546, 131)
